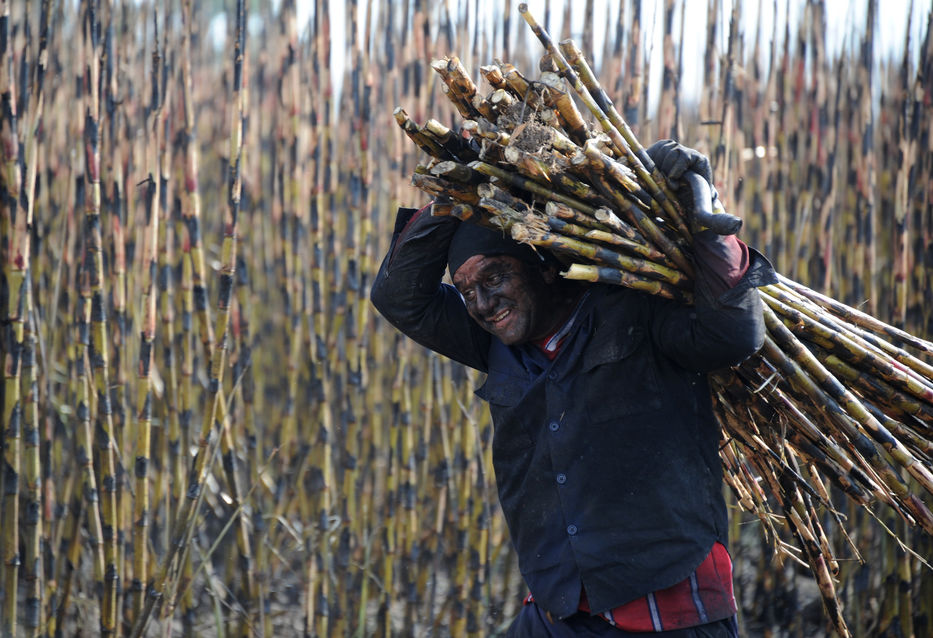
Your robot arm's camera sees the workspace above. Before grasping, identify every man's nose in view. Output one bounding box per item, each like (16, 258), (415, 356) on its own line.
(475, 288), (495, 314)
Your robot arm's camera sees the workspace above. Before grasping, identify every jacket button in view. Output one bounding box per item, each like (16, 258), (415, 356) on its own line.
(556, 473), (567, 484)
(567, 524), (577, 536)
(549, 422), (559, 432)
(547, 371), (557, 380)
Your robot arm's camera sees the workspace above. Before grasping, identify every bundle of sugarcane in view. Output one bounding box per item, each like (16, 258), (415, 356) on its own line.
(394, 5), (933, 636)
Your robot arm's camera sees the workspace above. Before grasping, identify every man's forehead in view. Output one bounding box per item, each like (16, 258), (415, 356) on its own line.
(453, 254), (521, 285)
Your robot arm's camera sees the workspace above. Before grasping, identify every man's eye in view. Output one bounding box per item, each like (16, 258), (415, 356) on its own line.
(487, 273), (504, 286)
(462, 289), (475, 302)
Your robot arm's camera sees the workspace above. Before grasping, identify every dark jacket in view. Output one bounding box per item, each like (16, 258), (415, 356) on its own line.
(370, 207), (777, 619)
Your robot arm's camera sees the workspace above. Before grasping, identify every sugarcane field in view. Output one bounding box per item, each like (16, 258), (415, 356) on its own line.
(2, 0), (933, 636)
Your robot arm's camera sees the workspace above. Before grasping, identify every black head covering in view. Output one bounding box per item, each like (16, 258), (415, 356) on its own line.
(447, 222), (543, 278)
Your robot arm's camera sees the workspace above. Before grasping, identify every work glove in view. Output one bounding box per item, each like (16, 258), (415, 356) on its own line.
(645, 139), (741, 236)
(645, 139), (712, 188)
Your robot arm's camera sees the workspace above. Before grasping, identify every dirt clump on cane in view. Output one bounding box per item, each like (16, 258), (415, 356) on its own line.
(510, 121), (555, 154)
(496, 101), (543, 131)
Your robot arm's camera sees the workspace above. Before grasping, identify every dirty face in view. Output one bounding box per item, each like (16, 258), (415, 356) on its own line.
(452, 254), (558, 345)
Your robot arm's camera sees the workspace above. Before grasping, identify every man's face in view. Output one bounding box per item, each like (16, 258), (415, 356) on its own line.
(452, 254), (557, 345)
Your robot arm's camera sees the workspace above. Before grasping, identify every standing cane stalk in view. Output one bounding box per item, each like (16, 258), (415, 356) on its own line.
(130, 2), (248, 635)
(80, 1), (123, 632)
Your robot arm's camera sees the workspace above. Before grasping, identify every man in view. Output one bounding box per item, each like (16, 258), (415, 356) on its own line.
(370, 141), (777, 636)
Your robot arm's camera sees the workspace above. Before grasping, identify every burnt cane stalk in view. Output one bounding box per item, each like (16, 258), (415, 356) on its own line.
(130, 1), (251, 635)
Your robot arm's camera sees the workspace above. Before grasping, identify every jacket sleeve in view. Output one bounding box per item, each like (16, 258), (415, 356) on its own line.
(369, 205), (492, 372)
(644, 236), (778, 373)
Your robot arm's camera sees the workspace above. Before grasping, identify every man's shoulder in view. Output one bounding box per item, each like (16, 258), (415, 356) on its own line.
(588, 282), (647, 312)
(568, 283), (646, 339)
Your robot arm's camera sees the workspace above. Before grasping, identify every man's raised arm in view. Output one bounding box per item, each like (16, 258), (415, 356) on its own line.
(370, 204), (491, 371)
(640, 141), (778, 371)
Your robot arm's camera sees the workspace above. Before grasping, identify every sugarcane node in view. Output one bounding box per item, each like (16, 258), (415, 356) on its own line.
(635, 147), (656, 171)
(558, 39), (581, 63)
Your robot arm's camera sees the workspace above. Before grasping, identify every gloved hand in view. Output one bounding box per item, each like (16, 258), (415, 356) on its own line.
(645, 139), (712, 189)
(645, 139), (741, 236)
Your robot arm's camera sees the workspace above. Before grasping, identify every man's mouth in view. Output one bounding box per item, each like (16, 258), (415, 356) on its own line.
(488, 308), (511, 326)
